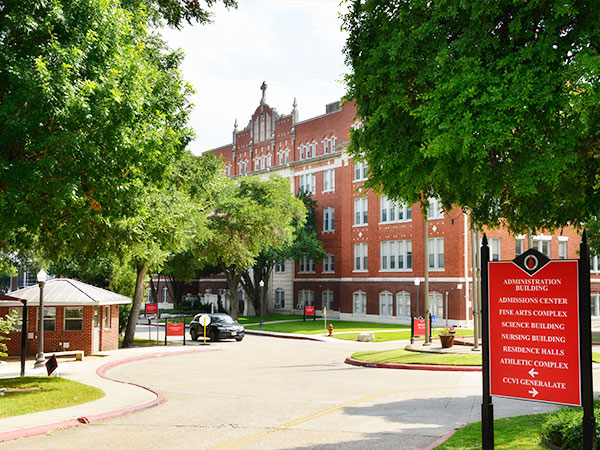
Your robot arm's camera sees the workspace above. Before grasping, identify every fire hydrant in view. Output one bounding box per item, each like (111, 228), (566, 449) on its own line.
(328, 323), (333, 336)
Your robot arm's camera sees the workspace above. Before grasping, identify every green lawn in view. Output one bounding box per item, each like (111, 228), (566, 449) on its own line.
(436, 413), (550, 449)
(245, 319), (410, 335)
(0, 377), (104, 418)
(351, 348), (483, 366)
(334, 328), (474, 342)
(237, 314), (302, 324)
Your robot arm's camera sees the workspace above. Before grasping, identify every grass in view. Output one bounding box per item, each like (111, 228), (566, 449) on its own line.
(593, 352), (600, 363)
(0, 376), (104, 418)
(334, 328), (474, 342)
(435, 412), (551, 449)
(119, 337), (160, 346)
(351, 348), (483, 366)
(245, 319), (410, 335)
(237, 314), (302, 324)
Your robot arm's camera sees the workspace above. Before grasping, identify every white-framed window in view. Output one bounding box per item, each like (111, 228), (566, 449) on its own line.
(515, 237), (524, 257)
(354, 160), (369, 181)
(267, 154), (272, 168)
(489, 238), (501, 262)
(299, 256), (315, 273)
(298, 173), (315, 195)
(323, 207), (335, 232)
(323, 168), (335, 192)
(311, 142), (317, 158)
(43, 307), (56, 332)
(322, 136), (336, 154)
(266, 113), (271, 139)
(104, 305), (111, 328)
(427, 197), (444, 220)
(278, 151), (283, 166)
(558, 239), (568, 260)
(260, 114), (265, 141)
(354, 242), (368, 271)
(64, 306), (83, 331)
(380, 240), (412, 271)
(533, 236), (551, 258)
(298, 289), (314, 307)
(145, 289), (151, 302)
(353, 290), (367, 315)
(380, 196), (411, 223)
(300, 145), (305, 160)
(396, 291), (411, 317)
(354, 197), (368, 226)
(379, 291), (393, 317)
(428, 238), (444, 270)
(592, 293), (600, 318)
(429, 292), (444, 320)
(254, 159), (259, 171)
(285, 149), (290, 164)
(275, 288), (285, 309)
(322, 290), (334, 311)
(323, 253), (335, 273)
(226, 165), (231, 177)
(275, 261), (285, 273)
(591, 255), (599, 273)
(8, 307), (23, 332)
(254, 119), (259, 144)
(162, 287), (168, 303)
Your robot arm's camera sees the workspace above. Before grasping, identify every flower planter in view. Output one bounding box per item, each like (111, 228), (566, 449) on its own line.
(439, 335), (455, 348)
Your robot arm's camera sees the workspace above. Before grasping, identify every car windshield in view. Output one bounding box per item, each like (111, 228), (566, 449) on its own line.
(212, 315), (235, 324)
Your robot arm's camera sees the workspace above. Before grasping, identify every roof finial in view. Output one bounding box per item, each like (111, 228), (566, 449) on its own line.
(234, 119), (238, 131)
(260, 81), (267, 104)
(293, 97), (297, 109)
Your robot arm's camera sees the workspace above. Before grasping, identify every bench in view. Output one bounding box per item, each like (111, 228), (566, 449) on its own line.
(47, 351), (84, 361)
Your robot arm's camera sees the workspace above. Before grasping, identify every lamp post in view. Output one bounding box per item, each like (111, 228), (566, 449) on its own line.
(445, 283), (463, 328)
(259, 280), (264, 328)
(414, 278), (421, 317)
(34, 269), (47, 368)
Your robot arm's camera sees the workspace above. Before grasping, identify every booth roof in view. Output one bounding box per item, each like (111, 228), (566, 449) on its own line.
(4, 278), (131, 307)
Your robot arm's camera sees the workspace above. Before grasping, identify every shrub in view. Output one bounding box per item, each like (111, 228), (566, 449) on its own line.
(540, 399), (600, 449)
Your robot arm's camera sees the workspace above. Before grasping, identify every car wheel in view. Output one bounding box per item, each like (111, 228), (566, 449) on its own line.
(235, 336), (244, 342)
(209, 329), (218, 342)
(190, 328), (198, 341)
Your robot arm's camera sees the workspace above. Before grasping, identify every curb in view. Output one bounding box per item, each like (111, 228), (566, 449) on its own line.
(423, 429), (458, 450)
(245, 330), (325, 342)
(0, 348), (217, 442)
(344, 357), (482, 372)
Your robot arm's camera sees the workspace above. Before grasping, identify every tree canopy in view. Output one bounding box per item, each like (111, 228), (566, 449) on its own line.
(343, 0), (600, 236)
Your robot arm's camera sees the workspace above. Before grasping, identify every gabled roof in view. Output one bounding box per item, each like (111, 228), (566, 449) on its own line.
(0, 293), (25, 302)
(5, 278), (131, 307)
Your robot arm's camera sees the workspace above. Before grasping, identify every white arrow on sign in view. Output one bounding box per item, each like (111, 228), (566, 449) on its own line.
(529, 387), (539, 398)
(528, 368), (539, 378)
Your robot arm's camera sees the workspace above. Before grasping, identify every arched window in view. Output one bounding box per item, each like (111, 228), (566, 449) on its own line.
(396, 291), (411, 317)
(353, 290), (367, 315)
(379, 291), (393, 316)
(162, 287), (168, 303)
(275, 288), (285, 309)
(322, 290), (334, 311)
(429, 291), (444, 319)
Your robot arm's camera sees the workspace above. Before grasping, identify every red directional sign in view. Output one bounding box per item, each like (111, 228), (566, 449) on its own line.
(145, 303), (158, 314)
(488, 258), (581, 406)
(414, 317), (426, 336)
(167, 322), (184, 336)
(305, 306), (315, 316)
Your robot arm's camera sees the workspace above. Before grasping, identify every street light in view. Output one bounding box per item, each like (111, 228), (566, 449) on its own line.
(414, 278), (421, 317)
(34, 269), (47, 369)
(259, 280), (265, 328)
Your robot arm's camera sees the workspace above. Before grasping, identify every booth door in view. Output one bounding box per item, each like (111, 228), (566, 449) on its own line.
(93, 307), (100, 353)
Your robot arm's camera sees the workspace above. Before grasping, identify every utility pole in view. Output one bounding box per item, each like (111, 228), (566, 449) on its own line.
(471, 229), (480, 351)
(424, 218), (431, 345)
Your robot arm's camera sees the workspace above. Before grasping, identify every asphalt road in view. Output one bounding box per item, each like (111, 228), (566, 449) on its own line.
(2, 335), (562, 450)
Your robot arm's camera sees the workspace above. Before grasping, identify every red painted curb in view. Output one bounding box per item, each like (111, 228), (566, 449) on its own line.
(423, 428), (458, 450)
(0, 348), (216, 442)
(344, 357), (482, 372)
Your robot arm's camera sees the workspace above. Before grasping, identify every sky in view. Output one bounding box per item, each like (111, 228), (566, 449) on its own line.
(161, 0), (349, 154)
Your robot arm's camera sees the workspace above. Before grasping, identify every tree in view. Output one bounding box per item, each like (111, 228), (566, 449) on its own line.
(343, 1), (600, 237)
(198, 176), (306, 319)
(0, 311), (18, 358)
(123, 0), (237, 28)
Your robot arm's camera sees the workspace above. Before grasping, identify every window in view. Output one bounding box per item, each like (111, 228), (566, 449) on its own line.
(323, 207), (335, 232)
(9, 307), (22, 332)
(254, 119), (259, 144)
(380, 196), (411, 223)
(285, 149), (289, 164)
(427, 197), (444, 220)
(298, 290), (314, 307)
(354, 197), (368, 226)
(275, 288), (285, 309)
(515, 238), (524, 257)
(323, 139), (329, 154)
(323, 254), (335, 273)
(592, 293), (600, 318)
(323, 168), (335, 192)
(396, 292), (411, 317)
(266, 155), (272, 168)
(275, 261), (286, 273)
(354, 160), (368, 181)
(429, 292), (444, 320)
(533, 237), (551, 258)
(266, 113), (271, 139)
(43, 307), (56, 332)
(380, 240), (412, 270)
(322, 137), (336, 154)
(558, 239), (568, 260)
(322, 290), (334, 311)
(94, 307), (99, 328)
(299, 173), (315, 195)
(300, 145), (305, 160)
(104, 305), (111, 328)
(162, 287), (168, 303)
(354, 243), (368, 271)
(260, 114), (265, 141)
(299, 256), (315, 273)
(353, 291), (367, 315)
(591, 255), (599, 272)
(278, 151), (283, 166)
(428, 238), (444, 270)
(64, 307), (83, 331)
(489, 238), (501, 261)
(379, 292), (393, 316)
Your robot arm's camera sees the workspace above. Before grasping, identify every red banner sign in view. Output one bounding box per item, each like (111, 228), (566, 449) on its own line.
(488, 259), (581, 406)
(167, 322), (184, 336)
(145, 303), (158, 314)
(305, 306), (315, 316)
(413, 317), (426, 336)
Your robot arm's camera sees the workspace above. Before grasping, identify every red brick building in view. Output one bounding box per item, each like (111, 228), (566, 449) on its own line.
(179, 83), (600, 326)
(1, 278), (130, 356)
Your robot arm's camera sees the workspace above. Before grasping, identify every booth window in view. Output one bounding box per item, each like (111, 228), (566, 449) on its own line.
(44, 307), (56, 332)
(65, 307), (83, 331)
(104, 305), (111, 328)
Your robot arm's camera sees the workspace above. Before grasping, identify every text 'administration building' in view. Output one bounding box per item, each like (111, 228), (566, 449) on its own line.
(194, 83), (599, 325)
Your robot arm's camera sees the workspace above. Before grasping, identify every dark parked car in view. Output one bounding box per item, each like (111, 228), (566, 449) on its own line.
(189, 313), (245, 342)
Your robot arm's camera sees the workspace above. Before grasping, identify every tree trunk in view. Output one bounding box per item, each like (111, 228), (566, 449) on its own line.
(223, 264), (241, 320)
(148, 274), (160, 303)
(167, 275), (184, 309)
(122, 261), (148, 348)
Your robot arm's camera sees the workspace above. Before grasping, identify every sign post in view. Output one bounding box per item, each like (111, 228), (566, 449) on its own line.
(199, 314), (211, 345)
